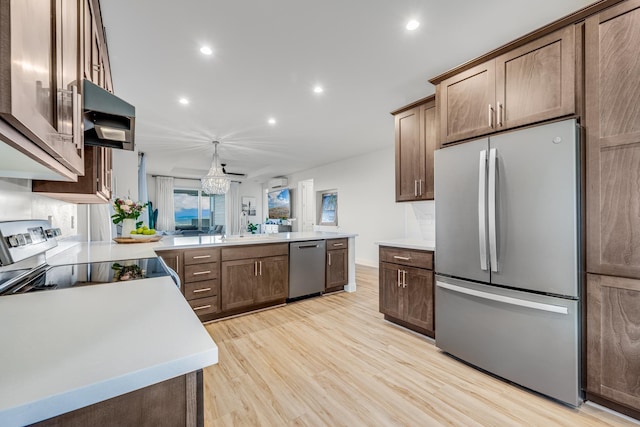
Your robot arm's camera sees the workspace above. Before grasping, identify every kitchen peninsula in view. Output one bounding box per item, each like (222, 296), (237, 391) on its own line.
(49, 231), (357, 323)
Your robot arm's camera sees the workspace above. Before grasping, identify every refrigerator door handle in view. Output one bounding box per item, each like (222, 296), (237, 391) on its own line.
(436, 281), (569, 315)
(478, 150), (488, 271)
(488, 148), (498, 272)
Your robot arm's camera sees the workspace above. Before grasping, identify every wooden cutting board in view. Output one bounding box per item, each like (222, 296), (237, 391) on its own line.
(113, 236), (162, 244)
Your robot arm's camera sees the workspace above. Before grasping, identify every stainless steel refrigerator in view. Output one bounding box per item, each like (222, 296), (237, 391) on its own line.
(434, 118), (581, 406)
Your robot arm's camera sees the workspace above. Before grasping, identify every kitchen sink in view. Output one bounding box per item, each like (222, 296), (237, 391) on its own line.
(221, 234), (277, 242)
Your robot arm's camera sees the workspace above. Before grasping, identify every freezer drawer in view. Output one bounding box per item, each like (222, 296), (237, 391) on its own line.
(435, 275), (581, 406)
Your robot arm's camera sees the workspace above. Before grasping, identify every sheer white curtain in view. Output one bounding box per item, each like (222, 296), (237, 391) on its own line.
(156, 176), (175, 231)
(226, 182), (240, 235)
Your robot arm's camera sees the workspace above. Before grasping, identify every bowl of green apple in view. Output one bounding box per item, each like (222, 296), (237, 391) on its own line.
(129, 225), (157, 238)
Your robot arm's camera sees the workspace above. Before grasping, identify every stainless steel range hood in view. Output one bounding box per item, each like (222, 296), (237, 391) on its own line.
(83, 80), (135, 150)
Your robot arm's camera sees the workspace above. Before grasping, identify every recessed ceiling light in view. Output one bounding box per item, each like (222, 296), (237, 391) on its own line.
(406, 20), (420, 31)
(179, 98), (189, 105)
(200, 46), (213, 55)
(313, 86), (324, 94)
(268, 118), (276, 125)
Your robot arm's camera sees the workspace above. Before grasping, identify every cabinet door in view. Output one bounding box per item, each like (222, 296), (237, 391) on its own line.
(157, 250), (184, 291)
(585, 1), (640, 278)
(326, 248), (348, 289)
(255, 255), (288, 304)
(221, 259), (256, 311)
(97, 147), (112, 200)
(379, 262), (402, 319)
(0, 0), (83, 175)
(420, 102), (437, 200)
(586, 274), (640, 412)
(403, 266), (434, 334)
(439, 61), (496, 144)
(495, 26), (575, 130)
(395, 107), (424, 201)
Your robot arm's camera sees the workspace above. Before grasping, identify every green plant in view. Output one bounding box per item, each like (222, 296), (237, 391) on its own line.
(247, 223), (258, 234)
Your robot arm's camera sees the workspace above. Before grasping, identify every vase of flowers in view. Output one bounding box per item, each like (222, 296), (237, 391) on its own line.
(111, 197), (148, 237)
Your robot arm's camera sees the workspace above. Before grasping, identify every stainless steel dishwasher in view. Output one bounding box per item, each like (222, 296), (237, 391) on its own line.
(289, 240), (326, 299)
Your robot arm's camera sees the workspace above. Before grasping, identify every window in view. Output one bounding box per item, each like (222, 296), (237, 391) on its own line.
(319, 191), (337, 226)
(174, 189), (225, 231)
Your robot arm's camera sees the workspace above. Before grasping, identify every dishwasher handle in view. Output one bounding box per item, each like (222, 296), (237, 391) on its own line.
(297, 244), (320, 249)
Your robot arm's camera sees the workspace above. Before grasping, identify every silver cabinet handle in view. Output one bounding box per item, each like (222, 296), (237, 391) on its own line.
(488, 104), (494, 128)
(254, 261), (258, 276)
(72, 85), (82, 149)
(193, 288), (211, 293)
(419, 179), (423, 196)
(192, 255), (211, 259)
(497, 102), (503, 127)
(259, 261), (262, 276)
(402, 270), (407, 288)
(478, 149), (488, 271)
(436, 281), (568, 315)
(393, 256), (410, 261)
(414, 180), (418, 197)
(176, 256), (179, 275)
(397, 269), (401, 287)
(488, 148), (498, 272)
(328, 253), (332, 266)
(192, 270), (211, 276)
(193, 304), (212, 311)
(332, 243), (344, 247)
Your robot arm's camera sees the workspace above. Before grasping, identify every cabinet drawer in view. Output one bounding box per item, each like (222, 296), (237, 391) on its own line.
(221, 243), (288, 261)
(184, 262), (218, 283)
(379, 246), (433, 269)
(188, 296), (219, 316)
(327, 238), (348, 250)
(184, 248), (220, 265)
(184, 280), (218, 300)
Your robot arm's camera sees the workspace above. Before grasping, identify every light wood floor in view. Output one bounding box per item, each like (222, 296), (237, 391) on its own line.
(203, 265), (636, 426)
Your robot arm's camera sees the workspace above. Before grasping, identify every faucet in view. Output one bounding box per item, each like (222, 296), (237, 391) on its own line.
(240, 211), (248, 237)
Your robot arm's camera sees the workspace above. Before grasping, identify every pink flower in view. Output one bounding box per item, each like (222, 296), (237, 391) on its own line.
(125, 199), (134, 206)
(121, 205), (131, 212)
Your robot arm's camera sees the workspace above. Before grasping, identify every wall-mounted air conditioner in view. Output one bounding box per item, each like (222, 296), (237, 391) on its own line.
(268, 177), (288, 189)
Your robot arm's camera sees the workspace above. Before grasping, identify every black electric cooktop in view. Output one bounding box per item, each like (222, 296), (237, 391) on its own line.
(0, 257), (172, 296)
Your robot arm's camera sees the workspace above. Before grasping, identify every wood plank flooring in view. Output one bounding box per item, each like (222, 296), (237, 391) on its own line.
(203, 265), (636, 426)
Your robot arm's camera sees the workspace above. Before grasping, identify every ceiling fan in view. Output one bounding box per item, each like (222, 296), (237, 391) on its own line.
(221, 164), (247, 178)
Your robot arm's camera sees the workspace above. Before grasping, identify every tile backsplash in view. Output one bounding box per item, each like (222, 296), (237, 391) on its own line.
(0, 178), (78, 238)
(405, 200), (435, 242)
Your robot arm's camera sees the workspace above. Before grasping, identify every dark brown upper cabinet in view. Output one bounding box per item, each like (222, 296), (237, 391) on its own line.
(0, 0), (84, 175)
(438, 26), (575, 145)
(392, 95), (436, 202)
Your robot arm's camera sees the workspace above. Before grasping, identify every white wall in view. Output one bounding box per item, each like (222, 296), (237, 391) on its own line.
(0, 178), (79, 238)
(286, 147), (403, 266)
(285, 147), (437, 266)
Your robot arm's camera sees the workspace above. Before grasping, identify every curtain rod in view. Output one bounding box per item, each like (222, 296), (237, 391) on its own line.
(151, 174), (242, 183)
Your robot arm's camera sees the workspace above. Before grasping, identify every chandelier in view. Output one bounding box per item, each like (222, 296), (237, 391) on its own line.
(201, 141), (231, 195)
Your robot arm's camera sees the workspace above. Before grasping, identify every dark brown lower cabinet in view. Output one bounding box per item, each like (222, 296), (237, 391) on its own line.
(220, 244), (289, 314)
(326, 238), (349, 291)
(586, 273), (640, 419)
(31, 371), (203, 427)
(379, 246), (435, 338)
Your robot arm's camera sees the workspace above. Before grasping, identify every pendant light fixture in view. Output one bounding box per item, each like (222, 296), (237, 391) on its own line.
(201, 141), (231, 195)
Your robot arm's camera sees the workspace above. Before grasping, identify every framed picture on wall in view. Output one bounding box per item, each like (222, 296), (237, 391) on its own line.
(242, 196), (257, 217)
(319, 191), (337, 226)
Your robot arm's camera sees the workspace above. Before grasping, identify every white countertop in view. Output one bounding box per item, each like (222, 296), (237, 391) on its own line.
(0, 277), (218, 427)
(375, 238), (435, 251)
(47, 231), (357, 265)
(155, 231), (357, 251)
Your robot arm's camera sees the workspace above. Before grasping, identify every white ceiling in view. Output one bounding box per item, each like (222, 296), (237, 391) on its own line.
(100, 0), (593, 183)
